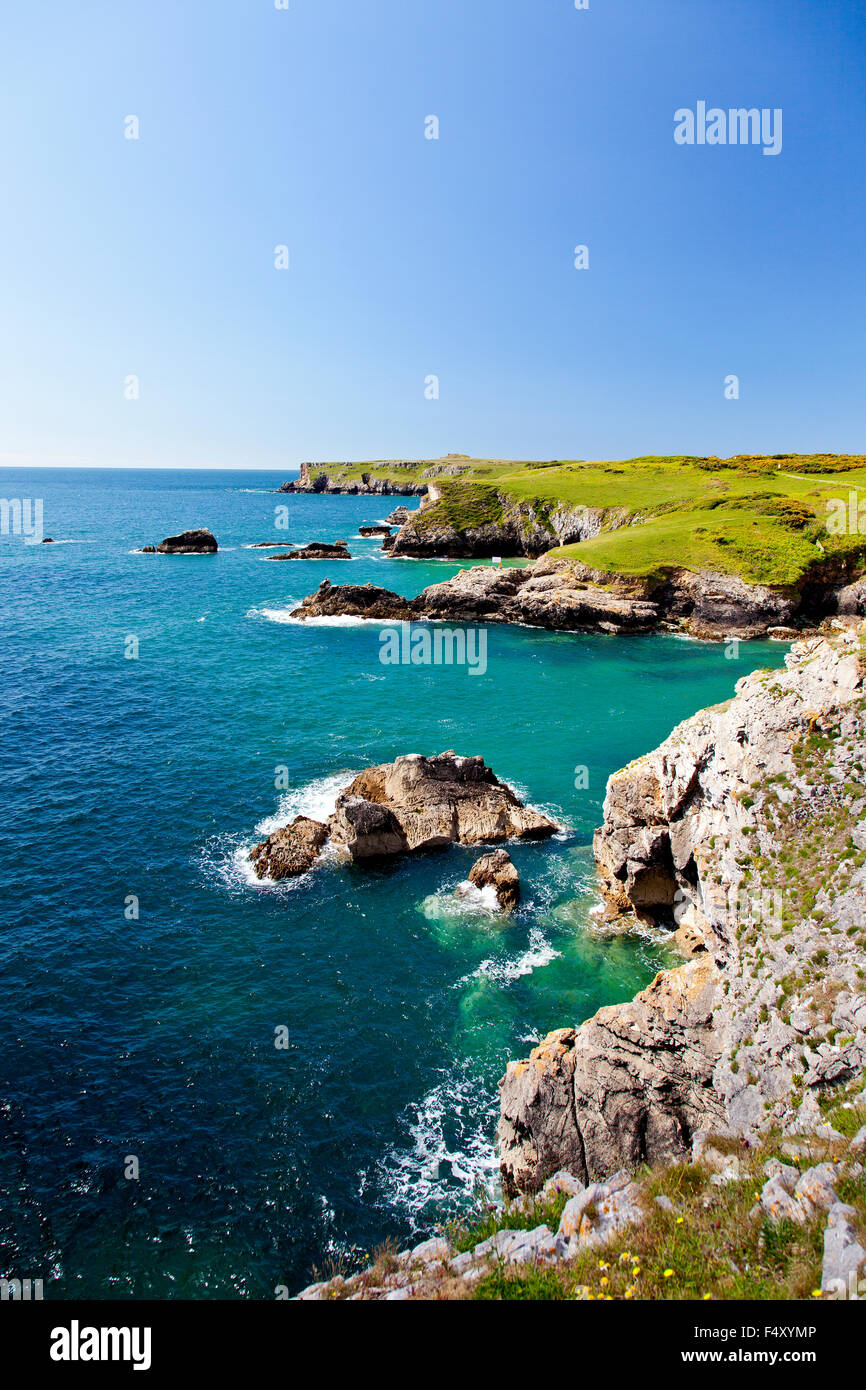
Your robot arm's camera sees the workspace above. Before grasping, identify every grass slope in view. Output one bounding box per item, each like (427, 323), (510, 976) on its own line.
(313, 453), (866, 586)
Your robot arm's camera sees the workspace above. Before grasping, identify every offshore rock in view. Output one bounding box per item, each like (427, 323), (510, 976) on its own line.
(249, 753), (557, 879)
(156, 528), (218, 554)
(248, 816), (329, 880)
(329, 753), (557, 859)
(468, 849), (521, 910)
(266, 542), (351, 560)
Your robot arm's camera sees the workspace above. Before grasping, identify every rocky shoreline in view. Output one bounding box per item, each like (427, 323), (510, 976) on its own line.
(499, 622), (866, 1194)
(288, 553), (866, 640)
(294, 623), (866, 1301)
(279, 462), (428, 497)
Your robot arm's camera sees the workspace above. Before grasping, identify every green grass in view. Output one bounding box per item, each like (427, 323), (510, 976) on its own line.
(306, 452), (866, 586)
(412, 479), (504, 532)
(466, 1143), (842, 1302)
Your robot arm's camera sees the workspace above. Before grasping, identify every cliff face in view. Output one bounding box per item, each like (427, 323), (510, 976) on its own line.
(291, 558), (824, 639)
(499, 626), (866, 1195)
(388, 497), (606, 559)
(279, 462), (428, 496)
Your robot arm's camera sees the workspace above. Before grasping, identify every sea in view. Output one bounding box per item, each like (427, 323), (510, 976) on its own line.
(0, 467), (789, 1297)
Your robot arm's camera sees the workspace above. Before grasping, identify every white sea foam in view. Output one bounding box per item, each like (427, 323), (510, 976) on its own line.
(249, 605), (401, 628)
(375, 1065), (500, 1232)
(420, 881), (501, 922)
(255, 770), (354, 836)
(462, 926), (561, 986)
(248, 605), (304, 625)
(202, 770), (356, 893)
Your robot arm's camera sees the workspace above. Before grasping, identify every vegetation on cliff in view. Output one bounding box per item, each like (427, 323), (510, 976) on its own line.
(302, 452), (866, 586)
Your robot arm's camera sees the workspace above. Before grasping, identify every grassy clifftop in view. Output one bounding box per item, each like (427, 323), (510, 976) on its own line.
(312, 452), (866, 586)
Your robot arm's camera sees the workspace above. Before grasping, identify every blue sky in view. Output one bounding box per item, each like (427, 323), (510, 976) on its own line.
(1, 0), (864, 468)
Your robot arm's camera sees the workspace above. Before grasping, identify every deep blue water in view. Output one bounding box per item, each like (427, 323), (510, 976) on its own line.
(0, 468), (789, 1298)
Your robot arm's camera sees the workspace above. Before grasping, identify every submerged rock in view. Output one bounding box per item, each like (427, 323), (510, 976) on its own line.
(248, 816), (328, 880)
(468, 849), (521, 910)
(156, 528), (218, 554)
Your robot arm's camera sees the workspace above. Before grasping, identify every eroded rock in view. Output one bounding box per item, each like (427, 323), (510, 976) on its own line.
(467, 849), (521, 910)
(248, 816), (328, 880)
(156, 528), (218, 554)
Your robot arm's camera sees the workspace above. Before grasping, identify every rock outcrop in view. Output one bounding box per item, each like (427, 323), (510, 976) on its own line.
(290, 568), (659, 635)
(265, 542), (351, 560)
(499, 957), (724, 1196)
(248, 753), (557, 879)
(467, 849), (521, 910)
(499, 626), (866, 1194)
(291, 581), (413, 622)
(387, 498), (603, 560)
(288, 557), (837, 639)
(331, 754), (557, 858)
(358, 525), (392, 537)
(384, 506), (412, 525)
(155, 528), (218, 554)
(249, 816), (329, 880)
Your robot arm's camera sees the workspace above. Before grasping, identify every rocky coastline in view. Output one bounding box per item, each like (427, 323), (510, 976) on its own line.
(294, 623), (866, 1301)
(279, 462), (428, 497)
(499, 622), (866, 1194)
(288, 554), (866, 641)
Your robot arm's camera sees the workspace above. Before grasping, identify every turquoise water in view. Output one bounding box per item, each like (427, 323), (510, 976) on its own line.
(0, 468), (789, 1298)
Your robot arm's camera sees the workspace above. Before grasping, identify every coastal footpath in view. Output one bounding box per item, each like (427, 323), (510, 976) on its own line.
(295, 624), (866, 1300)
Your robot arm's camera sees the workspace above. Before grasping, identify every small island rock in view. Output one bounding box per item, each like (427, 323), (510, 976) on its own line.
(156, 528), (218, 554)
(468, 849), (521, 910)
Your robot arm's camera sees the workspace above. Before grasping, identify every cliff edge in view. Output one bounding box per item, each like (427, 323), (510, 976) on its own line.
(499, 624), (866, 1195)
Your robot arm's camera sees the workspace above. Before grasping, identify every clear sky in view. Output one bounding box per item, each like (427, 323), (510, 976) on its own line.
(1, 0), (864, 469)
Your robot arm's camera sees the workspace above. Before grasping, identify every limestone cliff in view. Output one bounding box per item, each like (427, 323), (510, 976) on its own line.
(291, 559), (825, 639)
(499, 624), (866, 1195)
(279, 462), (428, 496)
